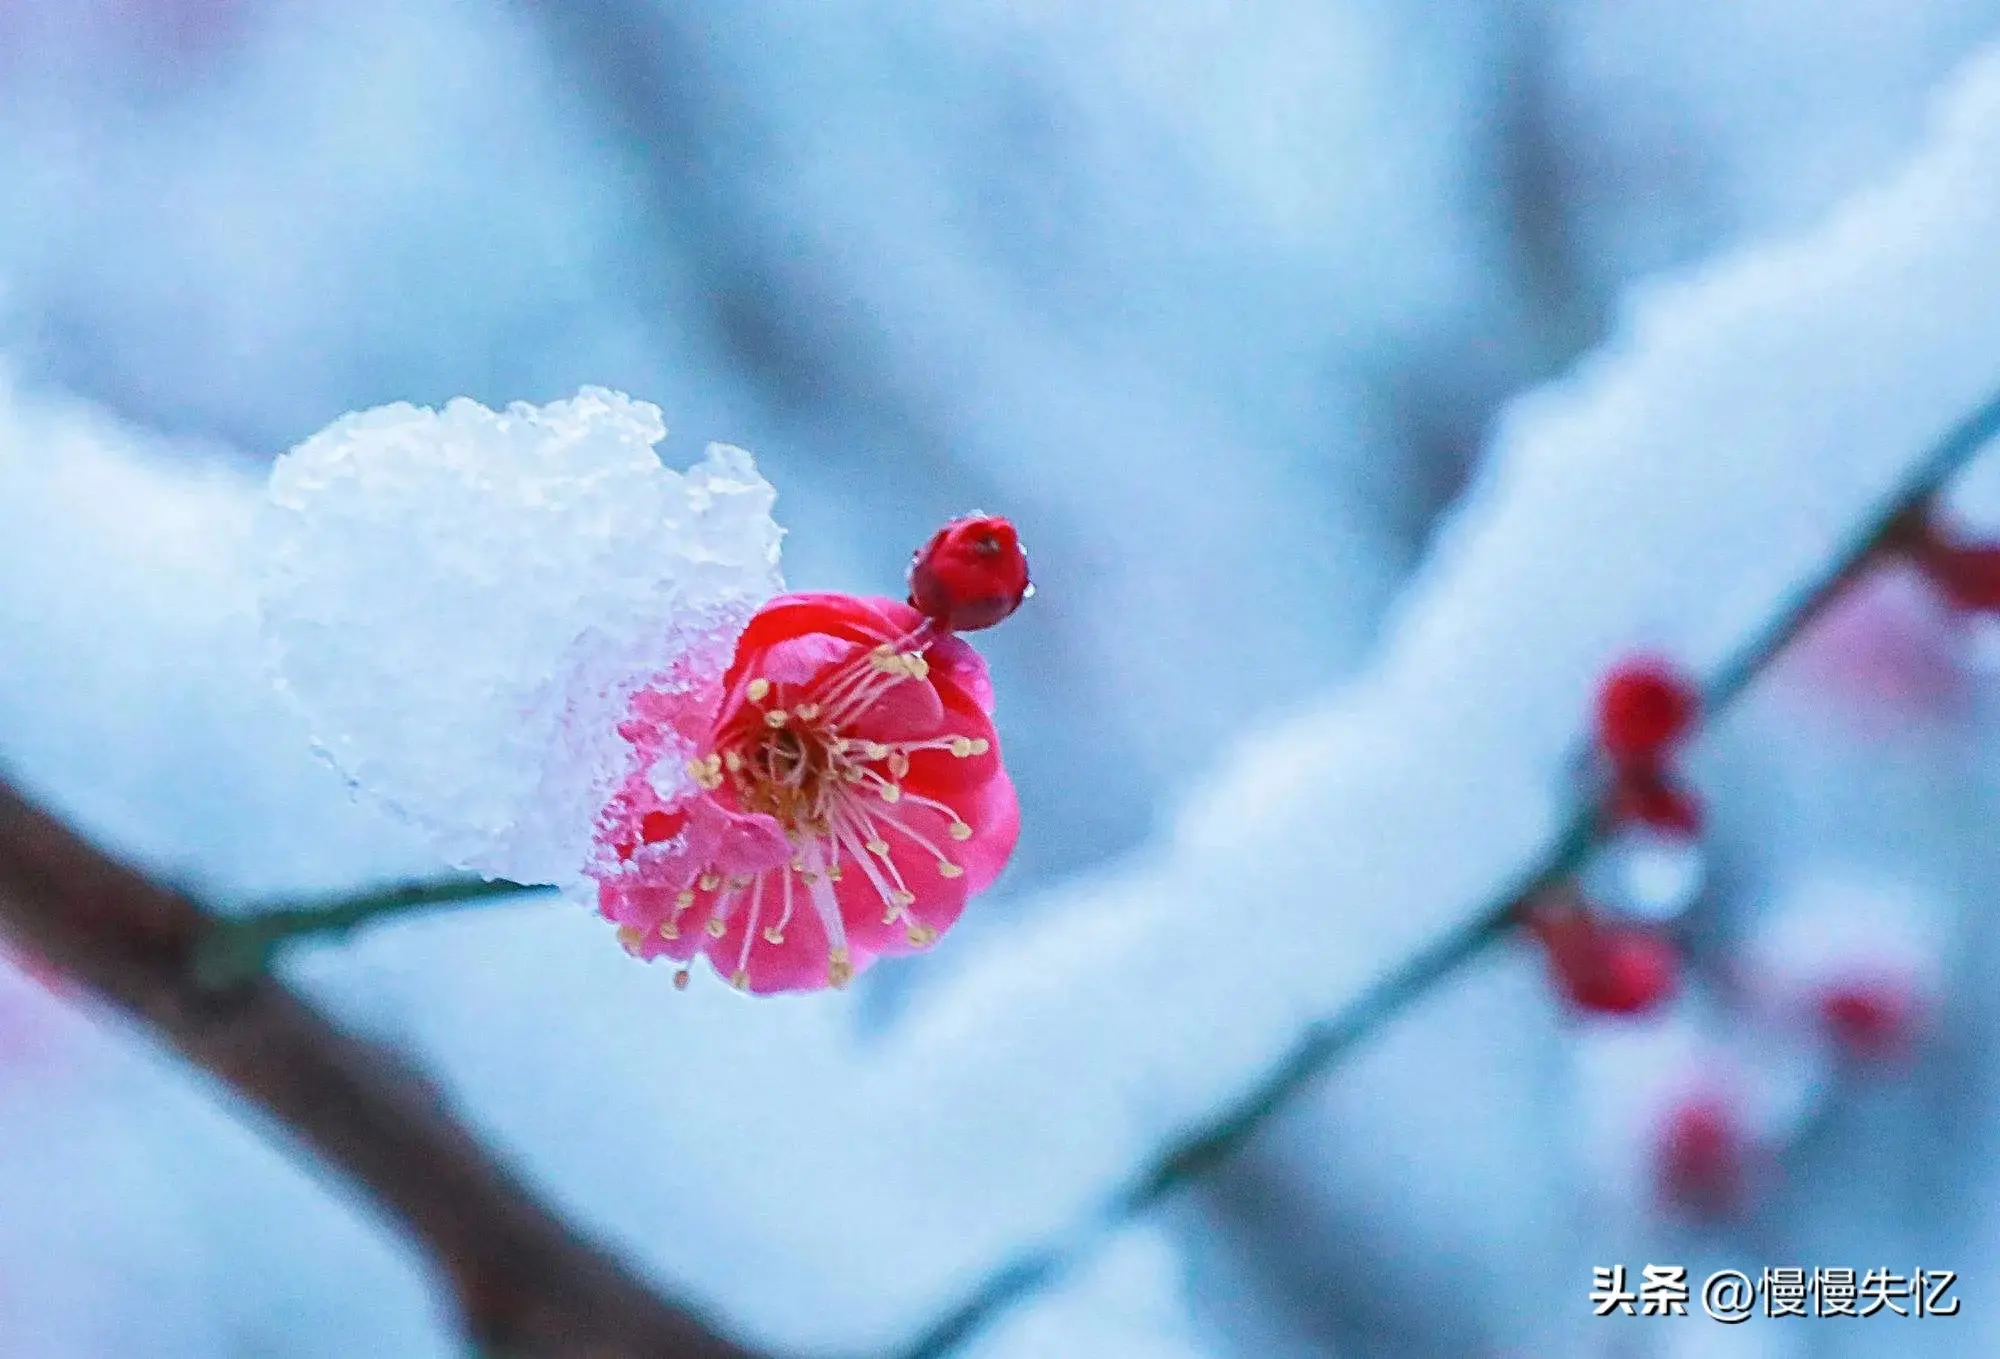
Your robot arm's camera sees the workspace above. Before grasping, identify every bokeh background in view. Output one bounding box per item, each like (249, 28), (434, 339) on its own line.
(4, 1), (2000, 1355)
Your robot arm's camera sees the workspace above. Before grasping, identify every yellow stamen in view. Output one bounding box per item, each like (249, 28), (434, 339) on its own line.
(673, 968), (691, 990)
(828, 949), (854, 989)
(747, 678), (771, 702)
(938, 861), (963, 878)
(948, 821), (973, 841)
(763, 926), (786, 945)
(764, 709), (789, 729)
(731, 969), (751, 990)
(706, 917), (728, 938)
(659, 922), (679, 940)
(617, 925), (646, 954)
(907, 924), (938, 948)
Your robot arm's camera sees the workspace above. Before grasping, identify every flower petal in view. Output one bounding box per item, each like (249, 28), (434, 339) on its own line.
(720, 593), (920, 696)
(698, 874), (879, 994)
(942, 768), (1020, 897)
(925, 633), (996, 714)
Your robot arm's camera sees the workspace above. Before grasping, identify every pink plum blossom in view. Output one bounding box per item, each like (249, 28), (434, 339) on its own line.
(590, 593), (1020, 994)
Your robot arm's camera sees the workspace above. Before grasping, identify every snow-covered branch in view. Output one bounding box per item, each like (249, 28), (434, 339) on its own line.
(0, 777), (753, 1359)
(5, 27), (2000, 1359)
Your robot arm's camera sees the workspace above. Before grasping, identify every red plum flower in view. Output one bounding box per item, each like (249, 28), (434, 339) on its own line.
(592, 593), (1020, 993)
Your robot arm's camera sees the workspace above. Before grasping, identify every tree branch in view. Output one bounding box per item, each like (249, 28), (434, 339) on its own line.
(193, 875), (550, 990)
(894, 386), (2000, 1358)
(0, 779), (759, 1359)
(36, 386), (1997, 1358)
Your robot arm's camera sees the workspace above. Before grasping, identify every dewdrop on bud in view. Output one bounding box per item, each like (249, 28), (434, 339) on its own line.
(908, 514), (1031, 632)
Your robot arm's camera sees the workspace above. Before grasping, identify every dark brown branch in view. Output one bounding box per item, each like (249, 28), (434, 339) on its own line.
(0, 777), (759, 1359)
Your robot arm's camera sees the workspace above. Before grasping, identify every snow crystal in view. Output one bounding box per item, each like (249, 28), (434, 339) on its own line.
(261, 389), (783, 889)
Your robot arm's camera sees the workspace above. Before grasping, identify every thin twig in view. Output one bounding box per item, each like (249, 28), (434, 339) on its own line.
(194, 876), (548, 990)
(0, 779), (757, 1359)
(894, 386), (2000, 1359)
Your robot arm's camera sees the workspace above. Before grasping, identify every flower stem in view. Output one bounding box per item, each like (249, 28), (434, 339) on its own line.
(193, 876), (550, 991)
(897, 385), (2000, 1359)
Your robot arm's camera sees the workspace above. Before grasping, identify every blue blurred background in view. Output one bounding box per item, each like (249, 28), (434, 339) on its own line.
(4, 2), (2000, 1356)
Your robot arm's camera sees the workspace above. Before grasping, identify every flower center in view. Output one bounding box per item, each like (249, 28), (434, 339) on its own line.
(661, 640), (994, 987)
(730, 718), (844, 835)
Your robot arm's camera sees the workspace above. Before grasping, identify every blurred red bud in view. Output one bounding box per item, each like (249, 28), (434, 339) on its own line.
(1596, 656), (1699, 765)
(1526, 898), (1681, 1016)
(1607, 767), (1704, 836)
(1820, 979), (1921, 1063)
(1656, 1097), (1746, 1219)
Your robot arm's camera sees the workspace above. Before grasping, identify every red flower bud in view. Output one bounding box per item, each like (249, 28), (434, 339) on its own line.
(1655, 1097), (1746, 1219)
(1820, 980), (1920, 1063)
(908, 515), (1031, 632)
(1573, 927), (1680, 1015)
(1596, 656), (1698, 765)
(1919, 540), (2000, 612)
(1526, 898), (1680, 1016)
(1607, 767), (1703, 836)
